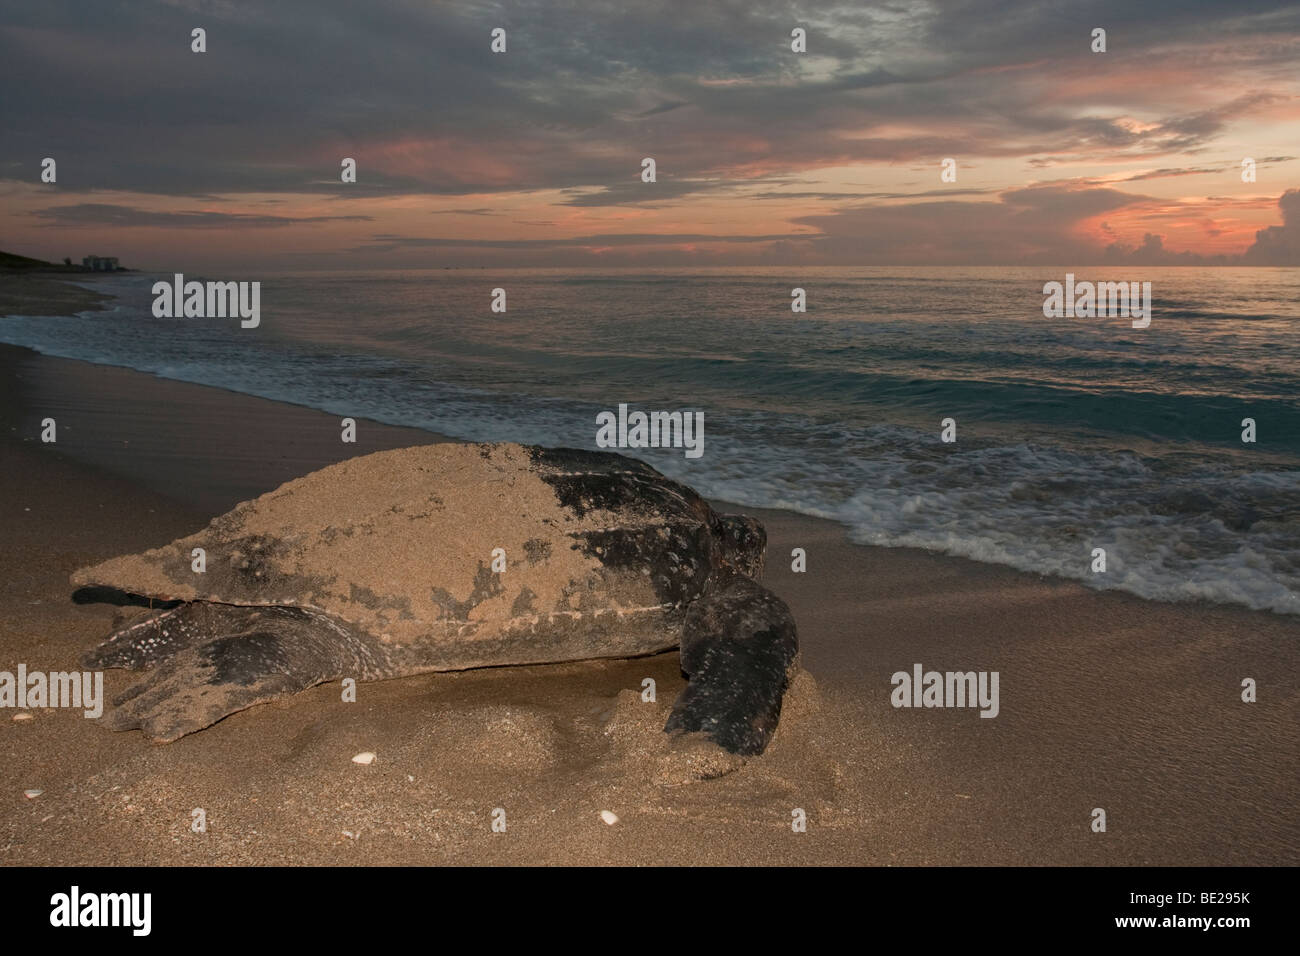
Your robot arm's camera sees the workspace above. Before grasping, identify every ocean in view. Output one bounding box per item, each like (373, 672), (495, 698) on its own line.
(3, 266), (1298, 614)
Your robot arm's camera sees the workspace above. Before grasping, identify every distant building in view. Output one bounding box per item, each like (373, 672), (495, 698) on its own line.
(82, 256), (119, 271)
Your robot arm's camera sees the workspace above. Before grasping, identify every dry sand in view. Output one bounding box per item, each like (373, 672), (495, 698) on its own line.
(0, 325), (1297, 865)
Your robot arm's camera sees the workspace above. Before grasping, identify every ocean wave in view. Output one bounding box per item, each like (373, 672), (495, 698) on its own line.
(3, 272), (1298, 616)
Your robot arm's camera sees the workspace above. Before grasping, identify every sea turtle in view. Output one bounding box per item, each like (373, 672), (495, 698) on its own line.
(72, 443), (799, 755)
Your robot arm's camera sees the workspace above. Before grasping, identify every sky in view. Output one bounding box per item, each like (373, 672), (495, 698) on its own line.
(2, 0), (1298, 271)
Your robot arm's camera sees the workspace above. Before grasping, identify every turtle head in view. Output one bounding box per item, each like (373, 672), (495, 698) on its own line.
(716, 514), (766, 578)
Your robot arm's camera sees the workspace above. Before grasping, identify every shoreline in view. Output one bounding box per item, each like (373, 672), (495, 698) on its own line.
(1, 306), (1297, 864)
(3, 334), (1294, 620)
(5, 269), (1298, 619)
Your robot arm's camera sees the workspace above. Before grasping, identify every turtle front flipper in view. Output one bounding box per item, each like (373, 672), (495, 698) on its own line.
(84, 603), (235, 671)
(98, 605), (387, 742)
(664, 573), (799, 756)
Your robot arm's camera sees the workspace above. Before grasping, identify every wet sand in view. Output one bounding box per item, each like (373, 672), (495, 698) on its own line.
(1, 327), (1297, 865)
(0, 273), (113, 319)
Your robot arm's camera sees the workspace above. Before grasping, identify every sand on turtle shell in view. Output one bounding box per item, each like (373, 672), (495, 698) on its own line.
(72, 444), (659, 646)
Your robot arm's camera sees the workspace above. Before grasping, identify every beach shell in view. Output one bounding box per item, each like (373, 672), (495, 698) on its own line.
(600, 810), (619, 825)
(12, 712), (33, 722)
(23, 789), (43, 799)
(351, 751), (376, 765)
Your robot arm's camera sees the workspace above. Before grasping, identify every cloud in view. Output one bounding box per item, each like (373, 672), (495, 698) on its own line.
(632, 101), (689, 118)
(1115, 157), (1296, 182)
(556, 179), (727, 207)
(1099, 190), (1299, 265)
(750, 187), (996, 201)
(1242, 189), (1300, 266)
(2, 0), (1295, 200)
(352, 231), (810, 253)
(787, 184), (1153, 264)
(31, 203), (372, 228)
(2, 1), (1297, 267)
(1101, 232), (1231, 265)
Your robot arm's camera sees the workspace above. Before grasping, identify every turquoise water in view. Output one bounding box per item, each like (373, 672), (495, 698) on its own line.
(3, 266), (1298, 613)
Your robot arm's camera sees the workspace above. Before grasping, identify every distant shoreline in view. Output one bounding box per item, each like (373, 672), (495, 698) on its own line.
(0, 272), (115, 318)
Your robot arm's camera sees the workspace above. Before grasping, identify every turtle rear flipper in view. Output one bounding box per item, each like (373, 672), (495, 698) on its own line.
(664, 574), (799, 756)
(99, 605), (388, 742)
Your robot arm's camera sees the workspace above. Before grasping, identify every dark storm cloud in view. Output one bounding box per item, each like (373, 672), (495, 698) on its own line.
(918, 0), (1300, 66)
(2, 0), (1295, 200)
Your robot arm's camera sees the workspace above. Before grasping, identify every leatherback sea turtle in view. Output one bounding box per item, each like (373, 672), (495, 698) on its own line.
(72, 443), (799, 754)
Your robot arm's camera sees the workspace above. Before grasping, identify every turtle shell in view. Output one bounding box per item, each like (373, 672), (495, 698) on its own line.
(71, 443), (723, 661)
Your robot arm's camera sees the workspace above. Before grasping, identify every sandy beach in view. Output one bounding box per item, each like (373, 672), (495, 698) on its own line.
(2, 345), (1289, 868)
(1, 280), (1297, 865)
